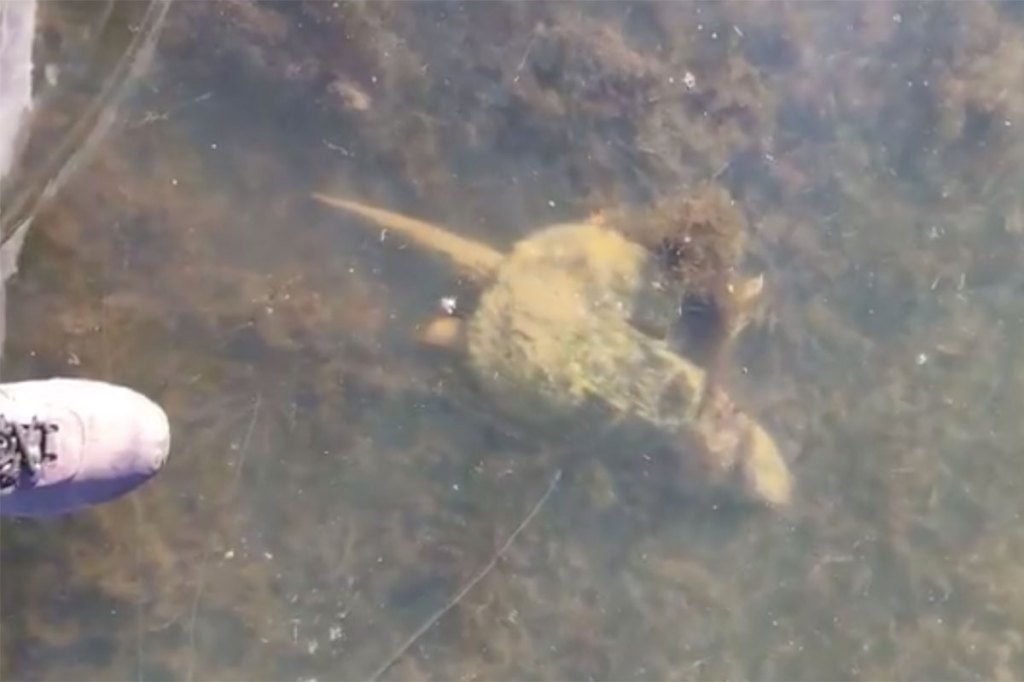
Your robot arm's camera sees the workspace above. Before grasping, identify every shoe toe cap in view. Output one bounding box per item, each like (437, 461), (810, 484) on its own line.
(128, 391), (171, 477)
(85, 385), (171, 482)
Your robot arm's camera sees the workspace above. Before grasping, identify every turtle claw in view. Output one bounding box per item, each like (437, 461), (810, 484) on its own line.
(727, 273), (766, 341)
(731, 273), (765, 308)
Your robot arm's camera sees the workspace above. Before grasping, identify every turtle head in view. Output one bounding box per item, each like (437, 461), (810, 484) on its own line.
(683, 386), (793, 511)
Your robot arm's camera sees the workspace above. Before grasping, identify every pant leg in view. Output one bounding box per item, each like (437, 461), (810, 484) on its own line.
(0, 0), (39, 378)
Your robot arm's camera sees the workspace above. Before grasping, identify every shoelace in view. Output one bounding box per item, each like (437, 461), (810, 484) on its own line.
(0, 416), (59, 492)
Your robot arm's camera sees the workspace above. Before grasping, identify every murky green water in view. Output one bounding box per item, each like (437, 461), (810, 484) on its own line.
(3, 1), (1024, 680)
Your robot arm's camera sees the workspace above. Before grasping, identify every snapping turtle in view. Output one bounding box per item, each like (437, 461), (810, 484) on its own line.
(313, 193), (792, 509)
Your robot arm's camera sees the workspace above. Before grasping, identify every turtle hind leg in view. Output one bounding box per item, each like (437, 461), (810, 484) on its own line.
(415, 315), (468, 353)
(311, 192), (504, 282)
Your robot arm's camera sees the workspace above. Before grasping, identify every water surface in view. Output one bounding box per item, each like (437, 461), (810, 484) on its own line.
(3, 2), (1024, 680)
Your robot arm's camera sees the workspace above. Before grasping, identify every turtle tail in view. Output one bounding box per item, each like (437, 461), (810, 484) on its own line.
(312, 192), (503, 281)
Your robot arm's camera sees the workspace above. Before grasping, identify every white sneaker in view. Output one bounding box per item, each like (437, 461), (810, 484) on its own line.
(0, 378), (170, 517)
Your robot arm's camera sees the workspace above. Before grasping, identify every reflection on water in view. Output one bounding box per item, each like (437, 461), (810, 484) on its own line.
(3, 1), (1024, 680)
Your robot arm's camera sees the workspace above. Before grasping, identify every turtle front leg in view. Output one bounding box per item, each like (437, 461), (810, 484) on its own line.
(415, 315), (468, 353)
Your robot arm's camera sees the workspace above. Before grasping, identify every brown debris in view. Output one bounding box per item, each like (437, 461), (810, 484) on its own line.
(625, 181), (749, 298)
